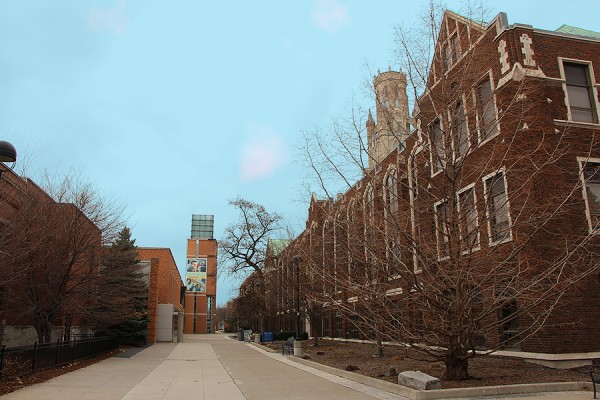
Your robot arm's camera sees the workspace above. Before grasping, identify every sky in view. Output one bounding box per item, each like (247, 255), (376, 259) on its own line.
(1, 0), (599, 306)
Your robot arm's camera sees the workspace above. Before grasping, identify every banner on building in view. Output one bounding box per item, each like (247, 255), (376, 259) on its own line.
(186, 257), (207, 292)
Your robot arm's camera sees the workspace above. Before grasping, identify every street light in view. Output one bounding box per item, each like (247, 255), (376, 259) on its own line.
(0, 140), (17, 180)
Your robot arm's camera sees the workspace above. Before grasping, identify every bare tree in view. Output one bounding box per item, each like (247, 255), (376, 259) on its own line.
(296, 2), (600, 381)
(0, 172), (124, 343)
(220, 197), (282, 331)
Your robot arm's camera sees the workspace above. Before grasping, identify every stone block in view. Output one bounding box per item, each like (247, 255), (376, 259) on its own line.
(397, 370), (441, 390)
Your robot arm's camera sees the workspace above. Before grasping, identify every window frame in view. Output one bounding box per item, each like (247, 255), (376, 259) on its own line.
(429, 117), (446, 176)
(384, 167), (399, 216)
(408, 147), (422, 273)
(482, 168), (513, 246)
(577, 156), (600, 234)
(434, 198), (450, 260)
(474, 70), (500, 146)
(442, 31), (461, 72)
(457, 183), (480, 253)
(559, 58), (600, 124)
(449, 96), (470, 160)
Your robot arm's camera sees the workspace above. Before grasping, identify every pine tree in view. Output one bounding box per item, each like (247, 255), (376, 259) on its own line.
(92, 227), (149, 345)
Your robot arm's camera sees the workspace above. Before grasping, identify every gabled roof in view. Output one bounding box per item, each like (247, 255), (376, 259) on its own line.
(555, 25), (600, 40)
(421, 9), (487, 100)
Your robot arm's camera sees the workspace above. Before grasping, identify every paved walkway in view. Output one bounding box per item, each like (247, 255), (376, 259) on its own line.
(0, 334), (593, 399)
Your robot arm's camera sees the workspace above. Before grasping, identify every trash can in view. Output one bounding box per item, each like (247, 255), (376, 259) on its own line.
(238, 329), (244, 341)
(293, 339), (304, 357)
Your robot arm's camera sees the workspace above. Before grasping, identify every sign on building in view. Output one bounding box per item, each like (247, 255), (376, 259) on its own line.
(185, 257), (207, 292)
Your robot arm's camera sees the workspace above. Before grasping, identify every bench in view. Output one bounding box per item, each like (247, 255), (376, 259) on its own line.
(591, 366), (600, 399)
(281, 336), (295, 355)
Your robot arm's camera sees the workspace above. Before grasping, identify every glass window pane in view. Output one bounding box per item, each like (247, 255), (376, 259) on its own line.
(431, 119), (445, 170)
(585, 164), (600, 228)
(488, 174), (509, 242)
(565, 63), (589, 85)
(454, 101), (469, 157)
(567, 86), (593, 109)
(478, 79), (498, 140)
(452, 35), (460, 61)
(572, 109), (595, 123)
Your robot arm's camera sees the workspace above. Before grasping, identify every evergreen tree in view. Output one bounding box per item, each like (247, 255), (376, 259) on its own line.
(92, 227), (149, 345)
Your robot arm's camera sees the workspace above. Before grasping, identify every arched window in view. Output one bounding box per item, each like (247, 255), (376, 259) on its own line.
(385, 168), (398, 216)
(384, 168), (400, 273)
(363, 184), (375, 255)
(322, 219), (333, 294)
(347, 199), (356, 285)
(334, 211), (343, 292)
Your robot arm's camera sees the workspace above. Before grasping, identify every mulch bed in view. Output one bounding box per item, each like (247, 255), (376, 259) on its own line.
(262, 339), (590, 389)
(0, 348), (123, 396)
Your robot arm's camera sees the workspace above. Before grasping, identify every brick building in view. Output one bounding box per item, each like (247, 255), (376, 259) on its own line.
(0, 166), (101, 346)
(264, 10), (600, 368)
(137, 247), (185, 344)
(183, 215), (217, 334)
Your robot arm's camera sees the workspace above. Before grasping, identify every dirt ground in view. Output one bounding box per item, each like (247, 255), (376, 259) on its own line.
(263, 339), (590, 389)
(0, 348), (122, 396)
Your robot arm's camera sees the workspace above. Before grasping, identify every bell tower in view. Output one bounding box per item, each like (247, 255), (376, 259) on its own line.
(367, 68), (410, 170)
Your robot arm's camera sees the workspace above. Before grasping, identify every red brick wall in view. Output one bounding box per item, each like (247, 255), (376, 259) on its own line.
(183, 239), (217, 334)
(137, 248), (184, 344)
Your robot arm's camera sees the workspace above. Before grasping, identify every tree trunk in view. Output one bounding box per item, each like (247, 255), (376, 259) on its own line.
(376, 335), (384, 357)
(34, 312), (53, 344)
(444, 356), (469, 380)
(35, 321), (52, 344)
(444, 343), (470, 380)
(311, 315), (319, 346)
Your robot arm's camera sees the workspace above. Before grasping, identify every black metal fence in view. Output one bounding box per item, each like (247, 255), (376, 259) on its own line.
(0, 336), (119, 380)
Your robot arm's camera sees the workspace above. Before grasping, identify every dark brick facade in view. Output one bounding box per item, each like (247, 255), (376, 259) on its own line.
(264, 11), (600, 356)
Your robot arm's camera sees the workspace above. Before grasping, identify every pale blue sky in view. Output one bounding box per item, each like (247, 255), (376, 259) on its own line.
(2, 1), (599, 305)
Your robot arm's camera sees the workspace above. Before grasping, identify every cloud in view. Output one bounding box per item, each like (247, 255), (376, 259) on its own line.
(88, 0), (128, 35)
(240, 125), (289, 182)
(311, 0), (350, 34)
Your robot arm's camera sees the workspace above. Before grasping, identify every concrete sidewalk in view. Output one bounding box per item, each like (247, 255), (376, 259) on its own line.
(0, 334), (594, 400)
(0, 334), (405, 399)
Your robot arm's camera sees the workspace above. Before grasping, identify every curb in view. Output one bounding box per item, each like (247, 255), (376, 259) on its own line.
(288, 355), (592, 400)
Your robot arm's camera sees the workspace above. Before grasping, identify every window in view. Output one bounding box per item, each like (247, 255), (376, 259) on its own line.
(322, 315), (330, 337)
(349, 315), (360, 339)
(443, 43), (452, 70)
(564, 62), (598, 123)
(385, 169), (398, 215)
(434, 200), (449, 257)
(476, 77), (499, 142)
(459, 187), (479, 251)
(452, 100), (469, 158)
(364, 185), (375, 243)
(430, 118), (445, 173)
(364, 185), (376, 278)
(484, 171), (511, 243)
(580, 160), (600, 232)
(451, 34), (461, 63)
(207, 296), (214, 333)
(409, 153), (419, 199)
(387, 237), (401, 273)
(443, 34), (460, 71)
(347, 200), (356, 283)
(335, 314), (344, 338)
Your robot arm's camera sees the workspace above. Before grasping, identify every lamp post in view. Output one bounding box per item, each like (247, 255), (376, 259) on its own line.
(0, 140), (17, 179)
